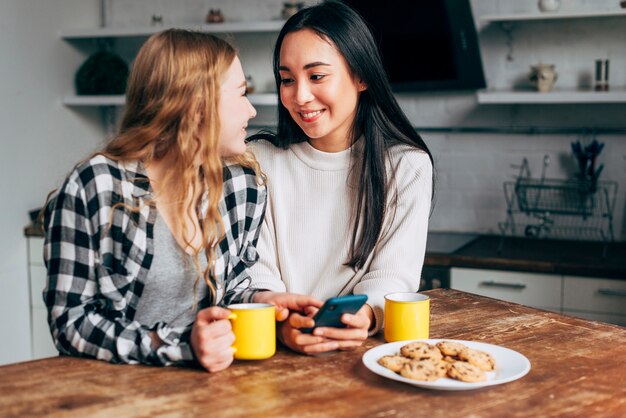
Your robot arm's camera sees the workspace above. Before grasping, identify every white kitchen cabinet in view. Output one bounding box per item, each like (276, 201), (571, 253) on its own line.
(450, 267), (562, 312)
(451, 267), (626, 326)
(27, 237), (58, 360)
(562, 276), (626, 325)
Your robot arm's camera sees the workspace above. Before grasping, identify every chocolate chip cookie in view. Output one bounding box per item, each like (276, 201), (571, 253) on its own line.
(436, 340), (466, 357)
(459, 347), (496, 371)
(400, 342), (443, 361)
(447, 361), (486, 382)
(378, 355), (410, 373)
(399, 359), (442, 381)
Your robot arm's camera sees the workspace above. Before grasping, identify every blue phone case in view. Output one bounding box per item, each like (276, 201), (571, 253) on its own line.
(301, 294), (368, 333)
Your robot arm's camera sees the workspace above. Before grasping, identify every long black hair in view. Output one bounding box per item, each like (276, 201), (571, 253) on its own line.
(251, 0), (434, 269)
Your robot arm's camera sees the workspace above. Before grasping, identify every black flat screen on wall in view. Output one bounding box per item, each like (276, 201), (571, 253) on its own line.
(343, 0), (486, 92)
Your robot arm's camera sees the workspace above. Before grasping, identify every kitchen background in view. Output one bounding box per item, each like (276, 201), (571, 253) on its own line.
(1, 0), (624, 365)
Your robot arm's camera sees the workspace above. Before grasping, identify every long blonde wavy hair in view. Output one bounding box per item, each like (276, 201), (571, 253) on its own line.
(100, 29), (262, 302)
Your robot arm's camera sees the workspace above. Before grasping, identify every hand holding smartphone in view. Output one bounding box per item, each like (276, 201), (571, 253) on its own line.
(301, 294), (368, 334)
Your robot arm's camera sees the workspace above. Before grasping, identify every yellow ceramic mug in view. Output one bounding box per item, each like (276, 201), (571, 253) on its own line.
(384, 293), (430, 342)
(227, 303), (276, 360)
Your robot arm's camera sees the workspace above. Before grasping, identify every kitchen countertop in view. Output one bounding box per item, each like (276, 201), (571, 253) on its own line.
(426, 233), (626, 279)
(27, 226), (625, 278)
(2, 289), (625, 417)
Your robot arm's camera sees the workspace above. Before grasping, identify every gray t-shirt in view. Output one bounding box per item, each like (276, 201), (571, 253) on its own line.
(134, 212), (209, 328)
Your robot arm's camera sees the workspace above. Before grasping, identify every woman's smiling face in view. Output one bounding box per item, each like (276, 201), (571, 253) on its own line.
(278, 28), (366, 151)
(217, 56), (257, 157)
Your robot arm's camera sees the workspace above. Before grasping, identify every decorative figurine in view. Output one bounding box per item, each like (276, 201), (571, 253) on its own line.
(206, 9), (224, 23)
(282, 2), (305, 20)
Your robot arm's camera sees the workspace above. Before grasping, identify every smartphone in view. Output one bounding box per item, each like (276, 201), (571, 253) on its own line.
(301, 294), (368, 333)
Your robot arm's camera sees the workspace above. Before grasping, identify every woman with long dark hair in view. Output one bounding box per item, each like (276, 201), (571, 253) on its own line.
(249, 1), (434, 354)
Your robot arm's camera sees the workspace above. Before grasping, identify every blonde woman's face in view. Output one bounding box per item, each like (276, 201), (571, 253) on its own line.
(218, 56), (257, 157)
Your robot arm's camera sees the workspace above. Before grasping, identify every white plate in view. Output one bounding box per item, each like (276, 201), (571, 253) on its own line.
(362, 339), (531, 391)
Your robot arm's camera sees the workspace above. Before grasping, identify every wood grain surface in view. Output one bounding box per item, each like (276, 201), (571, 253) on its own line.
(1, 289), (625, 418)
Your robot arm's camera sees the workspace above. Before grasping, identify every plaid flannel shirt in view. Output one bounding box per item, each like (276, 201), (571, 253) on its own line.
(43, 155), (266, 367)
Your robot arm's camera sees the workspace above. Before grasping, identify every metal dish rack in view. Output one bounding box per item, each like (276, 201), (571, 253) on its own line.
(498, 157), (617, 257)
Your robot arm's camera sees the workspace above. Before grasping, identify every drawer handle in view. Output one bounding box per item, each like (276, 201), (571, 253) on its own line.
(480, 281), (527, 290)
(598, 288), (626, 297)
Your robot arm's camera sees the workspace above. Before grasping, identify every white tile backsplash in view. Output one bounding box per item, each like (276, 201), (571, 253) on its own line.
(430, 134), (625, 237)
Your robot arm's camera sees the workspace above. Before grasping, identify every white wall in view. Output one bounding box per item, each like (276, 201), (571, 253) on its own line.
(0, 0), (104, 365)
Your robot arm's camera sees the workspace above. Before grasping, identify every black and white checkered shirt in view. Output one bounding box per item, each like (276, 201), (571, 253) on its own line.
(43, 155), (266, 366)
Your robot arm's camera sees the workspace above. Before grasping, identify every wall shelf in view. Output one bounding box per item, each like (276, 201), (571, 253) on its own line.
(63, 93), (278, 107)
(60, 20), (285, 39)
(481, 9), (626, 23)
(476, 90), (626, 104)
(66, 90), (626, 108)
(246, 93), (279, 106)
(62, 95), (125, 106)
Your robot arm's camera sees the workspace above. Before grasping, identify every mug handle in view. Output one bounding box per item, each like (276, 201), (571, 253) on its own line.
(227, 313), (237, 354)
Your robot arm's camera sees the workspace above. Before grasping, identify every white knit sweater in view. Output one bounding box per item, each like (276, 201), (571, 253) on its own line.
(248, 139), (432, 333)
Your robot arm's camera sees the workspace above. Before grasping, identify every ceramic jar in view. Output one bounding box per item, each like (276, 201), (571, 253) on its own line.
(529, 64), (558, 92)
(538, 0), (561, 12)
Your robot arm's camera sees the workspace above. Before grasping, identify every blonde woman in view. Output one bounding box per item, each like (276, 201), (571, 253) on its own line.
(43, 29), (317, 372)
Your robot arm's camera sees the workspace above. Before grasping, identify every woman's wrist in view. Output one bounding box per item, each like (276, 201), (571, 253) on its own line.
(251, 290), (271, 303)
(149, 331), (164, 350)
(365, 304), (375, 331)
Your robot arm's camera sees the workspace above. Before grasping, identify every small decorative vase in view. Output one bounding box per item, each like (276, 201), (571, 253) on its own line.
(538, 0), (561, 12)
(75, 51), (129, 95)
(529, 64), (558, 93)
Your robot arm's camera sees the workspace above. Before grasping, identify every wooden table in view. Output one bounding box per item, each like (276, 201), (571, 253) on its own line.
(1, 289), (625, 417)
